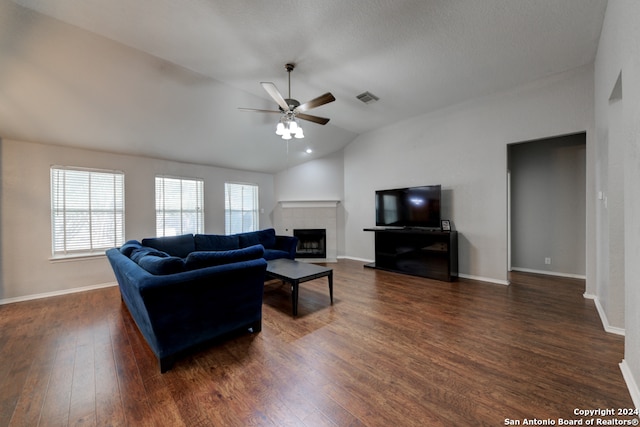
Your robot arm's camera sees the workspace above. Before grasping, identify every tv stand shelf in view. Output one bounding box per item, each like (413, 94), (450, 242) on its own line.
(364, 228), (458, 282)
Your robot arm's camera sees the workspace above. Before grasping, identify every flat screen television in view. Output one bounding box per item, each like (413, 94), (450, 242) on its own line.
(375, 185), (441, 228)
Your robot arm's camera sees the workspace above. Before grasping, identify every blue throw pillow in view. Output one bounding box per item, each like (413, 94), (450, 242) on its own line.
(194, 234), (240, 251)
(120, 240), (142, 257)
(130, 247), (170, 264)
(185, 244), (264, 270)
(138, 255), (186, 275)
(141, 234), (195, 258)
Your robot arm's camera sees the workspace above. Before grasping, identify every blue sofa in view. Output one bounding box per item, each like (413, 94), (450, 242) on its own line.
(106, 229), (297, 372)
(139, 228), (297, 261)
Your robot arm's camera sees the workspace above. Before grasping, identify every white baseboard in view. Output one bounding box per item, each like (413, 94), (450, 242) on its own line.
(511, 267), (586, 280)
(0, 282), (117, 305)
(338, 255), (375, 263)
(297, 258), (338, 263)
(583, 293), (626, 336)
(620, 360), (640, 410)
(458, 273), (509, 286)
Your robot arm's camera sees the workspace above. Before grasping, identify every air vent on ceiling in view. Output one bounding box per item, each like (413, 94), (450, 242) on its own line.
(356, 91), (380, 104)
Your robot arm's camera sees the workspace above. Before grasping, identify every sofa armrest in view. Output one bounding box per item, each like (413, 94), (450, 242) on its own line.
(274, 235), (298, 259)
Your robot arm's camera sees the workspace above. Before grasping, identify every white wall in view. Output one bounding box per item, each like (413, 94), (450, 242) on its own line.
(594, 0), (640, 406)
(0, 138), (275, 301)
(343, 66), (595, 285)
(274, 150), (344, 202)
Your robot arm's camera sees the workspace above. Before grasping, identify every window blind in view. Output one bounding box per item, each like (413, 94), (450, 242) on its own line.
(155, 176), (204, 237)
(51, 166), (124, 256)
(225, 182), (259, 235)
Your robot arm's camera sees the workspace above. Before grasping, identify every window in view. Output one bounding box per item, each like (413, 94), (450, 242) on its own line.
(225, 182), (259, 235)
(155, 176), (204, 236)
(51, 166), (125, 257)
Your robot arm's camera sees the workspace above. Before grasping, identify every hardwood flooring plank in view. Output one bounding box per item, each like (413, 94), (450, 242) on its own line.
(109, 311), (155, 426)
(6, 346), (54, 427)
(38, 336), (76, 427)
(94, 317), (126, 427)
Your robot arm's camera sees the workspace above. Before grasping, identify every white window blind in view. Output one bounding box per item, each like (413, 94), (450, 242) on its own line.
(225, 182), (259, 235)
(155, 176), (204, 237)
(51, 166), (125, 256)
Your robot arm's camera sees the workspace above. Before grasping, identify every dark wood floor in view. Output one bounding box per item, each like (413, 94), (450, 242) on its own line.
(0, 259), (634, 426)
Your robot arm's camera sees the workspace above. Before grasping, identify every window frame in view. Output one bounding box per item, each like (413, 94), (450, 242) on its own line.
(50, 165), (125, 259)
(155, 175), (205, 237)
(224, 182), (259, 235)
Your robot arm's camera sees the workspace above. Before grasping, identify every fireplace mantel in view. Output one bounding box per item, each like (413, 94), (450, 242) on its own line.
(279, 200), (340, 209)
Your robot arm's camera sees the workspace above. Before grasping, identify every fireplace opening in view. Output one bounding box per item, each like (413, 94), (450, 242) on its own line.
(293, 229), (326, 259)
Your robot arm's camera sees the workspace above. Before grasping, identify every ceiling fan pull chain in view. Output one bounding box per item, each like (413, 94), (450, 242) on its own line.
(285, 139), (290, 170)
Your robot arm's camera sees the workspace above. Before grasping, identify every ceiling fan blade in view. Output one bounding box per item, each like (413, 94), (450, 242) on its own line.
(297, 113), (330, 125)
(295, 92), (336, 113)
(238, 108), (281, 113)
(261, 82), (290, 112)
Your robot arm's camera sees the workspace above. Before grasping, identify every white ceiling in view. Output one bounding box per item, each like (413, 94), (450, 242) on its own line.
(0, 0), (607, 173)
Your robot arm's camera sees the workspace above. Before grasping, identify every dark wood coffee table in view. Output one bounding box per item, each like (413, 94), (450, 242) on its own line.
(265, 259), (333, 316)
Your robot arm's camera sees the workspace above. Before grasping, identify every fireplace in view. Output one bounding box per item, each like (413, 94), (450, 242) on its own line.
(293, 229), (326, 259)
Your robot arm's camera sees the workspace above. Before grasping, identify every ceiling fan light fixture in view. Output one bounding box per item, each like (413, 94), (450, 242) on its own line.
(275, 116), (304, 139)
(242, 63), (333, 140)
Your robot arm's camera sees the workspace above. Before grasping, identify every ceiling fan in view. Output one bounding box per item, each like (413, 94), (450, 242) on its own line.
(239, 63), (335, 139)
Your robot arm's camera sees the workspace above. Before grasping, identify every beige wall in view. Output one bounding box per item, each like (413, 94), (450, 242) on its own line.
(0, 138), (275, 301)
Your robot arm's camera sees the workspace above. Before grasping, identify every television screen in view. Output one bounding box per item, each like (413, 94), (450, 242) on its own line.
(375, 185), (441, 228)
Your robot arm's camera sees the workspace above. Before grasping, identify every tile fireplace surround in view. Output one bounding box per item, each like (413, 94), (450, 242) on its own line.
(275, 201), (339, 262)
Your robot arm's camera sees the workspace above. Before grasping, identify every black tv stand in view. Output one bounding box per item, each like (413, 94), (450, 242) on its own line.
(364, 228), (458, 282)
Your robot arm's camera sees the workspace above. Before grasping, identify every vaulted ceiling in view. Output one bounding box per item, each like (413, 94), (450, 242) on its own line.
(0, 0), (608, 173)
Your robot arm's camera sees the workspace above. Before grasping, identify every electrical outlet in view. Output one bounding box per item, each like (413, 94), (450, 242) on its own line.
(545, 257), (551, 265)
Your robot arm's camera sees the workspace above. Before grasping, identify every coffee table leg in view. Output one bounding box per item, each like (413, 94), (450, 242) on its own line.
(291, 281), (299, 316)
(328, 271), (333, 304)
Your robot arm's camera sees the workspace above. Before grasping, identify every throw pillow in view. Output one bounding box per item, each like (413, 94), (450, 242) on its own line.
(138, 255), (186, 275)
(120, 240), (142, 257)
(130, 247), (170, 264)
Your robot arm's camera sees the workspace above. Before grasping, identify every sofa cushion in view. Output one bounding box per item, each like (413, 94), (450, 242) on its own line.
(238, 232), (260, 248)
(141, 234), (195, 258)
(185, 244), (264, 270)
(263, 249), (291, 261)
(138, 255), (186, 275)
(120, 240), (143, 257)
(194, 234), (240, 251)
(238, 228), (277, 249)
